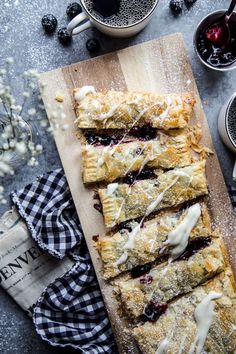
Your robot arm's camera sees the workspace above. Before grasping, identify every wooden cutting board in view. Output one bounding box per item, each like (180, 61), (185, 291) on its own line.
(39, 32), (236, 353)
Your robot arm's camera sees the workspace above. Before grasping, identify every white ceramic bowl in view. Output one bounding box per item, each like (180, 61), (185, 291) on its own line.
(218, 92), (236, 180)
(193, 10), (236, 72)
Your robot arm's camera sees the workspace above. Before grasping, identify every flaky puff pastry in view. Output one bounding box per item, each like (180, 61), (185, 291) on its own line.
(98, 203), (211, 279)
(118, 237), (226, 319)
(132, 270), (236, 354)
(74, 89), (195, 130)
(98, 160), (208, 228)
(82, 133), (191, 183)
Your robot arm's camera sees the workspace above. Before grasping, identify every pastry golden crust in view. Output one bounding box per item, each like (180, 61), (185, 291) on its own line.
(98, 203), (211, 279)
(74, 90), (195, 130)
(132, 270), (236, 354)
(98, 160), (208, 228)
(118, 238), (226, 319)
(82, 133), (191, 183)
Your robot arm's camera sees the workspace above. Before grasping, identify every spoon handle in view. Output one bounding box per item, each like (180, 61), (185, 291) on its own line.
(225, 0), (236, 22)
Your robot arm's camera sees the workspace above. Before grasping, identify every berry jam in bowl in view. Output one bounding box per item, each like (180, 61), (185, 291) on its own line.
(193, 10), (236, 71)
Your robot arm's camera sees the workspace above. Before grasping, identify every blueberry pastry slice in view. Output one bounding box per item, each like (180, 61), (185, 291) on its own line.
(132, 270), (236, 354)
(74, 88), (195, 130)
(118, 237), (226, 319)
(98, 203), (211, 279)
(98, 160), (208, 228)
(82, 132), (191, 183)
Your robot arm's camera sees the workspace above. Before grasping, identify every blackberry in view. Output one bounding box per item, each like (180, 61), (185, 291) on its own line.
(66, 2), (82, 19)
(58, 27), (72, 45)
(169, 0), (183, 14)
(86, 38), (100, 53)
(41, 14), (57, 33)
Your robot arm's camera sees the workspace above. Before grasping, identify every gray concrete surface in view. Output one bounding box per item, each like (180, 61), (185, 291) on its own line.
(0, 0), (236, 353)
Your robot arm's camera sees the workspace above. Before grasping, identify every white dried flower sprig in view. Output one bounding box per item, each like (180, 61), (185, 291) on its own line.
(0, 59), (45, 203)
(0, 58), (69, 204)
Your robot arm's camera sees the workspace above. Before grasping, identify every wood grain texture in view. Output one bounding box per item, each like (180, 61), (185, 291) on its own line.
(39, 33), (236, 353)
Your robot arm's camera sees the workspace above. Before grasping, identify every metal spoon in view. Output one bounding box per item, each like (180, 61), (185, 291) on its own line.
(205, 0), (236, 48)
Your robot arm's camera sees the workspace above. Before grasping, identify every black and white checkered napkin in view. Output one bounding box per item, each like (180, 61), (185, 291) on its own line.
(11, 169), (117, 354)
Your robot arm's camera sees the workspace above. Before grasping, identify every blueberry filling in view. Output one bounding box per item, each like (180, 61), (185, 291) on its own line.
(123, 168), (156, 185)
(118, 221), (133, 233)
(129, 125), (157, 140)
(140, 301), (168, 322)
(93, 193), (103, 214)
(140, 274), (153, 285)
(93, 203), (103, 214)
(177, 236), (211, 261)
(131, 263), (152, 278)
(85, 132), (122, 146)
(197, 20), (236, 68)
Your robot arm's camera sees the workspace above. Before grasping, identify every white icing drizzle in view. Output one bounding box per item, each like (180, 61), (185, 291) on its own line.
(166, 96), (173, 106)
(164, 203), (201, 261)
(116, 250), (128, 265)
(145, 177), (179, 216)
(189, 292), (222, 354)
(138, 151), (152, 174)
(148, 266), (169, 301)
(116, 218), (145, 266)
(124, 146), (146, 175)
(106, 183), (119, 197)
(173, 170), (191, 178)
(155, 324), (176, 354)
(115, 201), (124, 221)
(148, 239), (156, 252)
(91, 99), (101, 110)
(74, 86), (96, 102)
(97, 147), (109, 168)
(94, 104), (120, 121)
(155, 338), (169, 354)
(123, 217), (145, 250)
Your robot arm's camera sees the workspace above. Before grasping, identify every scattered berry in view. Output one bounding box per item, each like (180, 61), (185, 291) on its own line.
(41, 14), (57, 33)
(86, 38), (100, 53)
(66, 2), (82, 19)
(58, 27), (72, 45)
(169, 0), (183, 14)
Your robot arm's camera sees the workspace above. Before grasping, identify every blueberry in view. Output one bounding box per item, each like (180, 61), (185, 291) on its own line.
(86, 38), (100, 53)
(58, 27), (72, 45)
(41, 14), (57, 33)
(169, 0), (183, 14)
(66, 2), (82, 19)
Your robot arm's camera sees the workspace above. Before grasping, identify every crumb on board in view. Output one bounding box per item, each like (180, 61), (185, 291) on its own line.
(55, 94), (64, 102)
